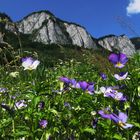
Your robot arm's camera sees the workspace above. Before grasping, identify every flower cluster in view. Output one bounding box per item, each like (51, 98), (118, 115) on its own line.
(98, 53), (133, 129)
(59, 77), (95, 95)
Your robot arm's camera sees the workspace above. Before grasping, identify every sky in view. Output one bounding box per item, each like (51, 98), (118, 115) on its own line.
(0, 0), (140, 38)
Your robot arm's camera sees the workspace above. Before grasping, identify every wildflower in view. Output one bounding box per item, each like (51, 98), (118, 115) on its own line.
(98, 107), (112, 119)
(64, 102), (71, 109)
(91, 118), (98, 128)
(100, 86), (126, 101)
(39, 119), (48, 128)
(0, 87), (8, 93)
(109, 53), (128, 68)
(21, 57), (40, 70)
(59, 77), (71, 84)
(78, 81), (94, 95)
(38, 101), (45, 109)
(114, 72), (128, 80)
(59, 77), (71, 91)
(113, 92), (126, 101)
(111, 112), (133, 129)
(9, 71), (19, 78)
(100, 73), (107, 80)
(15, 100), (27, 109)
(70, 79), (80, 88)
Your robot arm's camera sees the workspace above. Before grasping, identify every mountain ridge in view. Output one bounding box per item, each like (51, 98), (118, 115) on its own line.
(0, 10), (138, 56)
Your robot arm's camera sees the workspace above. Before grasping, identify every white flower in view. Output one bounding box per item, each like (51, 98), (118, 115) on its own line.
(15, 100), (27, 109)
(114, 72), (128, 80)
(22, 57), (40, 70)
(9, 71), (19, 77)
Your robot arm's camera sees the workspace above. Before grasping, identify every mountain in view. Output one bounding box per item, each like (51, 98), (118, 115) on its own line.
(97, 35), (136, 57)
(0, 10), (137, 56)
(15, 10), (97, 49)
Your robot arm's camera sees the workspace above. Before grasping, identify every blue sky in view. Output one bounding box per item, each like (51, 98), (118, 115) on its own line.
(0, 0), (140, 38)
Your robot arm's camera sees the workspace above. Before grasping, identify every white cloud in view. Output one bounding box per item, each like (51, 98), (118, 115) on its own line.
(126, 0), (140, 15)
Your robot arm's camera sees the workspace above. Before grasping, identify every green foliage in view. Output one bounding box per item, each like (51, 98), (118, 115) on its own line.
(0, 26), (140, 139)
(0, 49), (139, 139)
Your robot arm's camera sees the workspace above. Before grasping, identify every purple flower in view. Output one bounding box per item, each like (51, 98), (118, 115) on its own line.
(21, 57), (40, 70)
(70, 79), (80, 88)
(39, 119), (48, 128)
(0, 87), (8, 93)
(91, 118), (98, 128)
(110, 112), (133, 129)
(15, 100), (27, 109)
(64, 102), (71, 109)
(59, 77), (71, 84)
(109, 53), (128, 68)
(98, 108), (112, 119)
(100, 73), (107, 80)
(100, 87), (126, 101)
(78, 81), (94, 95)
(38, 101), (45, 109)
(114, 72), (128, 80)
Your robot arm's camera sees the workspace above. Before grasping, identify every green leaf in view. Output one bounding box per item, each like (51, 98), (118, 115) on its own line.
(113, 134), (123, 140)
(132, 122), (140, 128)
(82, 127), (95, 135)
(32, 96), (41, 108)
(12, 131), (30, 137)
(49, 109), (59, 116)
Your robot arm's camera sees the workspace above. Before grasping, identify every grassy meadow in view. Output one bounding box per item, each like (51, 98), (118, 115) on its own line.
(0, 33), (140, 140)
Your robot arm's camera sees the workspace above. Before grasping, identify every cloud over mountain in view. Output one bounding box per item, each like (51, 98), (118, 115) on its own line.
(127, 0), (140, 15)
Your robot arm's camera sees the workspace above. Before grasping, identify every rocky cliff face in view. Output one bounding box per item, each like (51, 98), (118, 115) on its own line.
(16, 11), (97, 49)
(98, 35), (136, 57)
(0, 11), (137, 56)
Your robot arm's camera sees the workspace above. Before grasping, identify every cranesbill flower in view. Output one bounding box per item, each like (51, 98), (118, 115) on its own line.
(22, 57), (40, 70)
(109, 53), (128, 68)
(39, 119), (48, 128)
(111, 112), (133, 129)
(114, 72), (128, 80)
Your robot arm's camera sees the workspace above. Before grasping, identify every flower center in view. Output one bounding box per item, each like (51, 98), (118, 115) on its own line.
(118, 121), (125, 127)
(116, 62), (122, 67)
